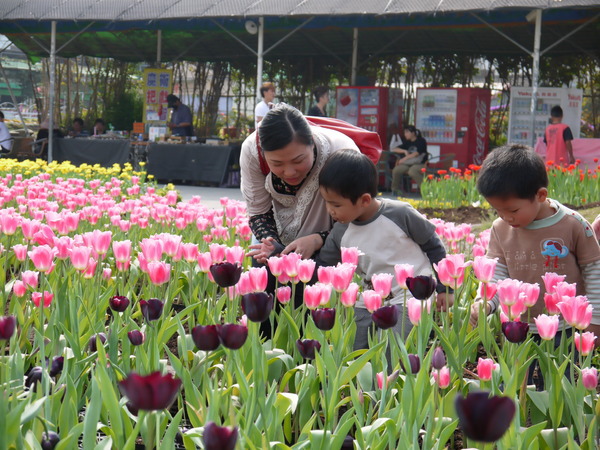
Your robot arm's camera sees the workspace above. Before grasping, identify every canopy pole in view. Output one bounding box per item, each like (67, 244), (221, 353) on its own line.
(529, 10), (542, 147)
(351, 28), (358, 85)
(157, 29), (162, 65)
(48, 20), (56, 163)
(0, 59), (29, 135)
(256, 17), (264, 103)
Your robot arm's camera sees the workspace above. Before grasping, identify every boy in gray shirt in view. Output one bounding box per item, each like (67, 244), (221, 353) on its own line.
(317, 149), (452, 349)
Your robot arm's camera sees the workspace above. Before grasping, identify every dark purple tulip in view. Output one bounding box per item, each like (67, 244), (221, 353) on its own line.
(501, 321), (530, 343)
(371, 305), (398, 330)
(25, 366), (43, 391)
(109, 295), (130, 312)
(127, 330), (145, 346)
(49, 356), (64, 377)
(296, 339), (321, 360)
(455, 392), (516, 442)
(118, 371), (182, 411)
(241, 292), (274, 323)
(203, 421), (238, 450)
(140, 298), (164, 322)
(0, 315), (16, 340)
(210, 262), (242, 288)
(341, 435), (354, 449)
(432, 347), (446, 370)
(311, 308), (336, 331)
(88, 332), (107, 352)
(406, 275), (437, 300)
(217, 324), (248, 350)
(41, 431), (60, 450)
(400, 354), (421, 374)
(192, 325), (221, 351)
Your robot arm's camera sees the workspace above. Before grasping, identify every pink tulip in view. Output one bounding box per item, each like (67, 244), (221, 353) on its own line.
(276, 286), (292, 304)
(363, 290), (382, 313)
(558, 295), (593, 330)
(13, 280), (26, 297)
(160, 234), (182, 258)
(376, 372), (385, 390)
(225, 245), (245, 265)
(477, 282), (498, 302)
(32, 291), (53, 308)
(54, 236), (73, 260)
(140, 238), (164, 262)
(541, 272), (566, 294)
(341, 282), (359, 307)
(267, 256), (283, 277)
(317, 265), (334, 285)
(103, 268), (112, 280)
(28, 245), (54, 273)
(341, 247), (360, 266)
(574, 332), (596, 356)
(180, 243), (199, 262)
(20, 219), (41, 240)
(554, 281), (577, 298)
(70, 246), (92, 271)
(433, 254), (467, 289)
(319, 284), (332, 305)
(13, 244), (28, 261)
(520, 283), (540, 308)
(83, 258), (97, 279)
(472, 256), (497, 283)
(235, 273), (252, 296)
(85, 229), (112, 256)
(477, 358), (499, 381)
(21, 270), (39, 289)
(432, 366), (450, 388)
(0, 212), (19, 235)
(372, 273), (393, 298)
(581, 368), (598, 390)
(534, 314), (560, 340)
(33, 224), (56, 247)
(147, 261), (171, 286)
(497, 278), (522, 307)
(544, 292), (562, 315)
(112, 240), (132, 264)
(282, 253), (301, 278)
(331, 263), (355, 292)
(248, 267), (268, 292)
(394, 263), (414, 289)
(407, 298), (431, 325)
(297, 259), (316, 283)
(197, 252), (212, 272)
(500, 295), (527, 321)
(472, 244), (486, 258)
(304, 284), (324, 309)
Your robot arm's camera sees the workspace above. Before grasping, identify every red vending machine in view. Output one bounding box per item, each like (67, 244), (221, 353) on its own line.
(335, 86), (403, 149)
(415, 88), (491, 166)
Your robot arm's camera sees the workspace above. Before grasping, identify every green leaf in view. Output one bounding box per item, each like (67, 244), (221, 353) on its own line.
(540, 427), (569, 450)
(82, 376), (103, 450)
(339, 341), (385, 386)
(20, 397), (46, 425)
(160, 410), (183, 450)
(517, 422), (547, 449)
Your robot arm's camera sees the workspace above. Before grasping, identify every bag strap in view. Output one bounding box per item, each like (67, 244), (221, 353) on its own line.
(256, 131), (270, 176)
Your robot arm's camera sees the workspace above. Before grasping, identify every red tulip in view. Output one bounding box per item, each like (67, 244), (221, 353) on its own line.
(0, 315), (16, 340)
(241, 292), (274, 323)
(296, 339), (321, 360)
(191, 325), (221, 351)
(311, 308), (336, 331)
(217, 323), (248, 349)
(406, 275), (436, 300)
(140, 298), (164, 322)
(127, 330), (145, 346)
(455, 392), (515, 442)
(210, 262), (242, 288)
(118, 371), (182, 411)
(89, 332), (107, 352)
(371, 305), (398, 330)
(109, 295), (130, 313)
(501, 321), (529, 343)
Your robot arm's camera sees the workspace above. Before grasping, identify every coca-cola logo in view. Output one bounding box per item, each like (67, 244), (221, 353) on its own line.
(474, 98), (487, 164)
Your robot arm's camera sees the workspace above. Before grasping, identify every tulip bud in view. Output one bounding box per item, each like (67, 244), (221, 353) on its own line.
(49, 356), (64, 378)
(311, 308), (336, 331)
(127, 330), (145, 346)
(109, 295), (130, 312)
(371, 305), (399, 330)
(431, 347), (446, 370)
(41, 431), (60, 450)
(455, 392), (515, 442)
(140, 298), (164, 322)
(89, 332), (107, 352)
(406, 275), (436, 300)
(203, 422), (238, 450)
(25, 366), (43, 391)
(581, 367), (598, 391)
(241, 292), (274, 323)
(191, 325), (220, 351)
(501, 321), (529, 343)
(217, 324), (248, 350)
(296, 339), (321, 360)
(0, 315), (16, 340)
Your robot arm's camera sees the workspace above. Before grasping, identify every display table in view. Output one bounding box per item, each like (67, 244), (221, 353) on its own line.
(54, 138), (131, 167)
(535, 137), (600, 166)
(146, 143), (241, 186)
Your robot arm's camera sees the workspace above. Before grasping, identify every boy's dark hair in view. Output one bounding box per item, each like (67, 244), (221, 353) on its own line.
(403, 124), (422, 138)
(312, 86), (329, 103)
(94, 118), (105, 126)
(73, 117), (84, 126)
(259, 103), (313, 151)
(0, 111), (4, 119)
(477, 144), (548, 200)
(260, 82), (275, 98)
(319, 149), (378, 203)
(550, 105), (563, 118)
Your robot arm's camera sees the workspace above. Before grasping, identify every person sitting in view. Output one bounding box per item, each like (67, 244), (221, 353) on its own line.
(68, 117), (90, 137)
(0, 111), (13, 154)
(307, 86), (329, 117)
(35, 118), (64, 156)
(390, 125), (428, 196)
(92, 118), (107, 135)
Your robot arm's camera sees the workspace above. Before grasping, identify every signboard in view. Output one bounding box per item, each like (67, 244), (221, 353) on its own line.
(508, 87), (582, 146)
(142, 68), (173, 128)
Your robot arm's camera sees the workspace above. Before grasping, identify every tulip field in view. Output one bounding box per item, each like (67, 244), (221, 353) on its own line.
(0, 158), (599, 449)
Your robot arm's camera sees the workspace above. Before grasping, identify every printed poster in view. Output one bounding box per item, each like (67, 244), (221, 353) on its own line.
(142, 68), (173, 127)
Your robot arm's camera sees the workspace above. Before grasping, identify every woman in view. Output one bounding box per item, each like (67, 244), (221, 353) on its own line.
(307, 86), (329, 117)
(390, 125), (428, 195)
(241, 103), (359, 263)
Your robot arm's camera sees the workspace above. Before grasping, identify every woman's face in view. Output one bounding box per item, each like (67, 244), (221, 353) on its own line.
(263, 140), (314, 186)
(404, 129), (416, 141)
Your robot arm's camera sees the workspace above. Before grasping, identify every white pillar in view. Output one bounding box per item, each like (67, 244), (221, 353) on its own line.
(529, 10), (542, 147)
(351, 28), (358, 85)
(48, 20), (56, 163)
(256, 17), (264, 103)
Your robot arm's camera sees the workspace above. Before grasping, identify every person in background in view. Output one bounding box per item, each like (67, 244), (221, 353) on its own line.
(92, 118), (107, 135)
(35, 117), (64, 156)
(166, 94), (193, 137)
(544, 105), (575, 165)
(307, 86), (329, 117)
(254, 82), (276, 129)
(593, 214), (600, 243)
(390, 125), (428, 196)
(0, 111), (13, 154)
(68, 117), (89, 137)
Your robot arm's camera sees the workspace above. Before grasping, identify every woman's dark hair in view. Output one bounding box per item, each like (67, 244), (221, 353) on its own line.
(477, 144), (548, 200)
(319, 149), (378, 203)
(404, 125), (422, 138)
(313, 86), (329, 103)
(259, 103), (313, 151)
(73, 117), (84, 126)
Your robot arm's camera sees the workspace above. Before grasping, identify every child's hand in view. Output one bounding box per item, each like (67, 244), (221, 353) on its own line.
(436, 292), (454, 312)
(247, 237), (277, 264)
(283, 234), (323, 259)
(470, 300), (491, 327)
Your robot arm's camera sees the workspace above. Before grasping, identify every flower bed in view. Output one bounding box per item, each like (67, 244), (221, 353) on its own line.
(0, 163), (598, 449)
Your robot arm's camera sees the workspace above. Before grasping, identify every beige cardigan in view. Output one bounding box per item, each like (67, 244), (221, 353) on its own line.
(240, 126), (359, 245)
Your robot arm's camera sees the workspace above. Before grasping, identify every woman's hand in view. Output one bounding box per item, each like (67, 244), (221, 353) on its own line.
(247, 237), (277, 264)
(282, 234), (323, 259)
(436, 292), (454, 312)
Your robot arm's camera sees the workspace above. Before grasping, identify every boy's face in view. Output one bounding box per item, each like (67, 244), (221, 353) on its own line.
(486, 188), (549, 228)
(319, 187), (370, 224)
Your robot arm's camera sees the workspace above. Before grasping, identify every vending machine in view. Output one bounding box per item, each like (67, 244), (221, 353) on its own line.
(415, 87), (491, 166)
(335, 86), (403, 149)
(508, 87), (582, 146)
